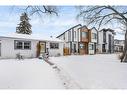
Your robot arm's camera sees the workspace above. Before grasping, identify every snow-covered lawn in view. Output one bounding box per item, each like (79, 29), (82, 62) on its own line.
(50, 54), (127, 89)
(0, 59), (64, 89)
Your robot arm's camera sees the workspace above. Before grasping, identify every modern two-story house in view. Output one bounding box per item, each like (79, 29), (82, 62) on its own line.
(98, 28), (115, 53)
(57, 24), (82, 55)
(57, 24), (98, 55)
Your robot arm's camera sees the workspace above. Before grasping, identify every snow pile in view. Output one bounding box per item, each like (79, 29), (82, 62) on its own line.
(0, 59), (64, 89)
(50, 54), (127, 89)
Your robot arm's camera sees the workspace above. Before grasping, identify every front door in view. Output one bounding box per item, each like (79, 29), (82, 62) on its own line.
(108, 35), (112, 53)
(94, 43), (96, 54)
(40, 42), (46, 54)
(73, 44), (76, 53)
(102, 44), (106, 52)
(79, 43), (88, 55)
(84, 43), (88, 54)
(0, 43), (1, 56)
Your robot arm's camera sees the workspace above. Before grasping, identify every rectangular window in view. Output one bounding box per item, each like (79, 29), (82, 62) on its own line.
(50, 43), (59, 49)
(63, 33), (65, 40)
(74, 31), (76, 39)
(92, 33), (97, 39)
(24, 41), (31, 49)
(103, 32), (106, 43)
(79, 43), (85, 49)
(82, 32), (88, 39)
(68, 31), (71, 41)
(15, 41), (23, 49)
(89, 44), (94, 50)
(14, 40), (31, 50)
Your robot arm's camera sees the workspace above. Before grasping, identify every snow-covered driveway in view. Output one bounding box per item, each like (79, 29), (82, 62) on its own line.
(0, 59), (64, 89)
(50, 54), (127, 89)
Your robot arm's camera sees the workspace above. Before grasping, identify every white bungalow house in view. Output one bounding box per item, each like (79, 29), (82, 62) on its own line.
(98, 28), (115, 53)
(0, 33), (63, 59)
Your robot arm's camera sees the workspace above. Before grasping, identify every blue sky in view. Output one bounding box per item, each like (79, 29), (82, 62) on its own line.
(0, 6), (124, 40)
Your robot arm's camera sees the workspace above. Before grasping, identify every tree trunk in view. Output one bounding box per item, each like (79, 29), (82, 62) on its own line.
(123, 29), (127, 62)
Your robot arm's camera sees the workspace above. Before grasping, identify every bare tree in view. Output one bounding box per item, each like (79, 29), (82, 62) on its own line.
(77, 6), (127, 62)
(24, 6), (58, 17)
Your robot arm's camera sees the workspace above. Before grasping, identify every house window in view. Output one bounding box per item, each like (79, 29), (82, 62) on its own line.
(79, 43), (85, 49)
(50, 43), (59, 49)
(14, 40), (31, 50)
(74, 31), (76, 39)
(92, 33), (97, 39)
(89, 44), (94, 50)
(68, 31), (71, 41)
(24, 42), (31, 49)
(82, 32), (88, 39)
(15, 41), (23, 49)
(63, 33), (65, 40)
(103, 32), (106, 43)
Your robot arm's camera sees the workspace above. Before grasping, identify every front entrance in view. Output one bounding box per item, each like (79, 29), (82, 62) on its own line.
(73, 44), (77, 53)
(63, 47), (70, 55)
(40, 42), (46, 54)
(36, 42), (46, 57)
(0, 43), (1, 56)
(79, 42), (88, 55)
(102, 44), (106, 52)
(108, 34), (112, 53)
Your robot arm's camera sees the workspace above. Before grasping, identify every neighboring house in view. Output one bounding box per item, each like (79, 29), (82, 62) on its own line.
(57, 24), (82, 55)
(78, 26), (98, 55)
(57, 24), (98, 55)
(88, 27), (98, 55)
(98, 28), (115, 53)
(114, 39), (124, 52)
(0, 33), (63, 59)
(77, 25), (90, 55)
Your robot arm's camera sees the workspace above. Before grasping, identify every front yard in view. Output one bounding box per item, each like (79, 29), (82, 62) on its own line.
(50, 54), (127, 89)
(0, 59), (64, 89)
(0, 54), (127, 89)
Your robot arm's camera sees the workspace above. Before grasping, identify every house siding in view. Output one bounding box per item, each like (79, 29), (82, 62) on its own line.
(0, 37), (63, 59)
(0, 38), (38, 59)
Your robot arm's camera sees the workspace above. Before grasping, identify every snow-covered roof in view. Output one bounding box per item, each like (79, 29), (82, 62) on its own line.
(0, 33), (63, 42)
